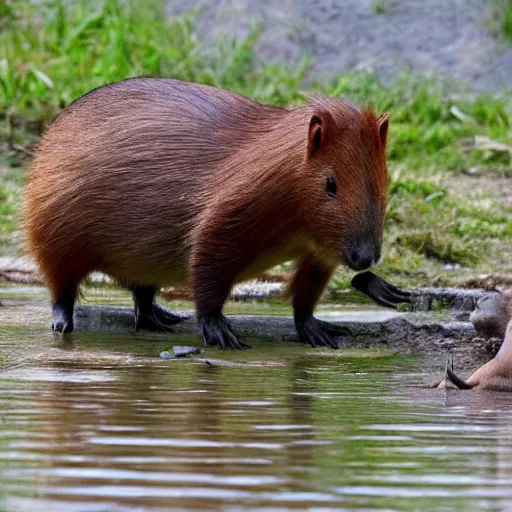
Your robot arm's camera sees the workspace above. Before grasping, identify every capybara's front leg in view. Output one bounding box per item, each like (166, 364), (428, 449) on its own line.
(50, 278), (81, 334)
(199, 314), (250, 350)
(191, 246), (250, 350)
(52, 296), (75, 334)
(290, 256), (349, 349)
(132, 285), (185, 332)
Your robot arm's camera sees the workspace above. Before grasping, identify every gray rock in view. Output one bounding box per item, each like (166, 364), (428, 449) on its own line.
(160, 351), (172, 359)
(172, 345), (201, 357)
(470, 292), (509, 339)
(410, 288), (495, 313)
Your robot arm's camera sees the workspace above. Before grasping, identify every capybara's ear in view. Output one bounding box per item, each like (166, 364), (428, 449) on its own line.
(307, 111), (332, 158)
(377, 112), (390, 146)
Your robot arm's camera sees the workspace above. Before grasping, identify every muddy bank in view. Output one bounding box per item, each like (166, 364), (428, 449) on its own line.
(71, 304), (492, 367)
(0, 296), (498, 369)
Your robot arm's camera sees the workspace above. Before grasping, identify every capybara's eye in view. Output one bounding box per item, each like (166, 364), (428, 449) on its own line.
(326, 176), (337, 198)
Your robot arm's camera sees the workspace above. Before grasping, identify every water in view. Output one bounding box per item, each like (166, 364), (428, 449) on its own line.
(2, 288), (512, 511)
(1, 337), (512, 512)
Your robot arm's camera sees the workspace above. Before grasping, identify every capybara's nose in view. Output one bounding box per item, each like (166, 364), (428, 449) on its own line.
(345, 246), (375, 271)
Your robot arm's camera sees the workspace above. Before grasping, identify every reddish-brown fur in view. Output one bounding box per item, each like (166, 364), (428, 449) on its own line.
(24, 78), (389, 345)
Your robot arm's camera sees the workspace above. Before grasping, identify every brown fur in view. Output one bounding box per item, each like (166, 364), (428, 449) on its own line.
(25, 78), (389, 327)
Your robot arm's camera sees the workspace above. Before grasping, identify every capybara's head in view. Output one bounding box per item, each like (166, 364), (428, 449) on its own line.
(302, 98), (389, 271)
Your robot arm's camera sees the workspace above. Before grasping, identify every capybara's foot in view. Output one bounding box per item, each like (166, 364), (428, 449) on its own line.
(351, 271), (412, 309)
(135, 302), (185, 332)
(295, 315), (349, 349)
(199, 314), (250, 350)
(133, 285), (185, 333)
(52, 297), (74, 334)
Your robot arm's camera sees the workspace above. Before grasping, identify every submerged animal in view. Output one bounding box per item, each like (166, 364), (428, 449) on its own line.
(25, 77), (391, 349)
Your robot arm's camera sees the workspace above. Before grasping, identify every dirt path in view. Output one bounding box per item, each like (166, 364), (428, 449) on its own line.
(167, 0), (512, 91)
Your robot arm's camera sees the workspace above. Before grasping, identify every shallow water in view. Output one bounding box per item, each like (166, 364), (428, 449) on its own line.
(1, 289), (512, 511)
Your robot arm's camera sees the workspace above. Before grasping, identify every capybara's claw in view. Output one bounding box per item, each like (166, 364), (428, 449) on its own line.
(199, 315), (250, 350)
(444, 358), (474, 390)
(446, 367), (474, 390)
(152, 303), (186, 325)
(296, 316), (349, 349)
(317, 319), (351, 337)
(134, 302), (184, 333)
(351, 271), (412, 309)
(444, 357), (452, 379)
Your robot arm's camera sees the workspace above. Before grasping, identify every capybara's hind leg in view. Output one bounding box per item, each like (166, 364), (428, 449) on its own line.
(132, 285), (184, 332)
(42, 260), (87, 334)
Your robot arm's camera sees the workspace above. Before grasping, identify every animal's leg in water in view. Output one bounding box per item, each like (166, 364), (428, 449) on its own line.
(50, 277), (81, 334)
(191, 268), (250, 349)
(291, 256), (350, 349)
(198, 313), (251, 350)
(52, 295), (75, 334)
(190, 235), (250, 350)
(132, 285), (185, 332)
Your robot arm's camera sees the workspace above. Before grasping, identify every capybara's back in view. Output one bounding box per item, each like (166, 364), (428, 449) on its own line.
(25, 78), (281, 297)
(25, 77), (390, 348)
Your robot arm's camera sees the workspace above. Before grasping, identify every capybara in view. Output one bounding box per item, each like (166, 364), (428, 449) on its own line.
(444, 290), (512, 391)
(25, 78), (390, 349)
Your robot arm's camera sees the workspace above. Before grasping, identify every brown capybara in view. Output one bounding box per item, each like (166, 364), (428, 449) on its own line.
(444, 290), (512, 391)
(24, 78), (390, 349)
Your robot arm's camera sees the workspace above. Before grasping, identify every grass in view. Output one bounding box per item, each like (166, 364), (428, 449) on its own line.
(371, 0), (398, 15)
(0, 0), (511, 288)
(494, 0), (512, 41)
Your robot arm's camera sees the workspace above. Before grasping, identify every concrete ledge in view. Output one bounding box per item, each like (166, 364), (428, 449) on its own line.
(410, 287), (497, 312)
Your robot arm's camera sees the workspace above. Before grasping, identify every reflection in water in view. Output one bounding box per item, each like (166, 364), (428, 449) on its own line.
(1, 349), (512, 511)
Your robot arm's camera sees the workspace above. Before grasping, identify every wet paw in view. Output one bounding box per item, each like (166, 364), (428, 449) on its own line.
(295, 315), (350, 349)
(52, 299), (74, 334)
(199, 315), (250, 350)
(52, 319), (73, 334)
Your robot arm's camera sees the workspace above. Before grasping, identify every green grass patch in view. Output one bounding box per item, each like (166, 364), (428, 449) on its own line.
(493, 0), (512, 41)
(0, 0), (511, 286)
(0, 0), (307, 128)
(371, 1), (397, 15)
(0, 160), (23, 253)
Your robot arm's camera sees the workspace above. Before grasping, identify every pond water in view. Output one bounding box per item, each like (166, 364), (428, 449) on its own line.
(1, 287), (512, 511)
